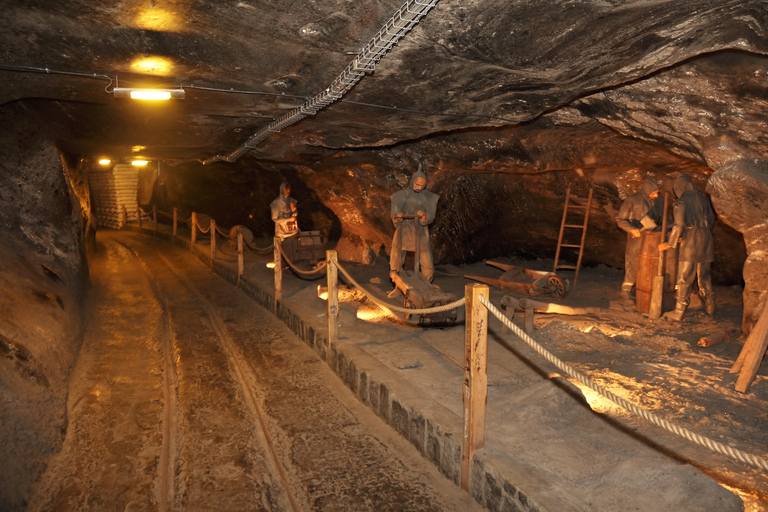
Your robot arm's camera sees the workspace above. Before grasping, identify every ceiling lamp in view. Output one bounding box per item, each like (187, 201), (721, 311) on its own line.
(113, 87), (185, 100)
(131, 160), (149, 166)
(98, 159), (111, 165)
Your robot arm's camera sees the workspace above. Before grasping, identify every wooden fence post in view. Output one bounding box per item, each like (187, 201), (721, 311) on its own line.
(191, 212), (197, 246)
(121, 205), (127, 228)
(237, 228), (244, 286)
(152, 205), (157, 234)
(462, 283), (488, 492)
(172, 207), (177, 236)
(326, 250), (339, 360)
(137, 206), (142, 227)
(274, 237), (282, 313)
(210, 220), (217, 267)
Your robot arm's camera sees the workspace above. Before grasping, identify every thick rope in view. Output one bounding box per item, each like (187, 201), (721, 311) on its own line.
(281, 250), (327, 278)
(478, 294), (768, 472)
(245, 239), (273, 254)
(195, 218), (212, 234)
(335, 262), (465, 315)
(156, 209), (173, 218)
(215, 224), (237, 239)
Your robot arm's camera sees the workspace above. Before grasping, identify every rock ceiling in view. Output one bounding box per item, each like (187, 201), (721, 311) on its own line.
(2, 0), (768, 328)
(1, 0), (766, 165)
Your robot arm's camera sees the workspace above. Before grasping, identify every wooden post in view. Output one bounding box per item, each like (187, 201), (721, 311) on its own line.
(237, 228), (244, 286)
(326, 250), (339, 360)
(137, 206), (142, 227)
(191, 212), (197, 246)
(152, 205), (157, 234)
(462, 283), (488, 492)
(172, 208), (178, 236)
(210, 220), (217, 267)
(732, 299), (768, 392)
(274, 237), (282, 313)
(524, 307), (534, 333)
(121, 205), (127, 228)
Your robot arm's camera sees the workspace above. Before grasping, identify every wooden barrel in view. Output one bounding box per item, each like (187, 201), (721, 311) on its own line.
(635, 230), (678, 314)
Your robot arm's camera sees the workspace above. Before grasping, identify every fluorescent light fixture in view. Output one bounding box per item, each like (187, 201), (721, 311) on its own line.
(98, 159), (111, 165)
(113, 87), (185, 100)
(132, 160), (149, 166)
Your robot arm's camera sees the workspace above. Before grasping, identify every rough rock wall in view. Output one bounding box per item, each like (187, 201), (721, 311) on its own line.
(0, 103), (89, 510)
(708, 159), (768, 335)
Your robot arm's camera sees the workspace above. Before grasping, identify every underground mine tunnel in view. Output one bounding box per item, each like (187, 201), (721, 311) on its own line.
(2, 1), (768, 511)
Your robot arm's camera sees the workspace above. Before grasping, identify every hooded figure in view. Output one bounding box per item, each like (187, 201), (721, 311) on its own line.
(616, 176), (663, 303)
(270, 182), (298, 241)
(659, 174), (715, 321)
(389, 167), (440, 282)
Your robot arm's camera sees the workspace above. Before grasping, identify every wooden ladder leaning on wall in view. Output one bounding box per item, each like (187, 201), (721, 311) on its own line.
(553, 187), (593, 292)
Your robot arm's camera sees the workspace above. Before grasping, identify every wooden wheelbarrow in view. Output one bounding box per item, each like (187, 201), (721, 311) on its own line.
(465, 261), (569, 299)
(389, 214), (458, 326)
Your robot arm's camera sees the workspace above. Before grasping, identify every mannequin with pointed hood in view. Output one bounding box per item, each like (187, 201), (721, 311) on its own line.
(270, 181), (298, 241)
(389, 165), (440, 282)
(659, 173), (715, 321)
(616, 175), (664, 304)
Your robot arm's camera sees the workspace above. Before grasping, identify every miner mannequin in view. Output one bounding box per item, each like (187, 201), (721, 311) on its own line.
(389, 165), (440, 282)
(658, 174), (715, 321)
(616, 175), (663, 304)
(270, 181), (299, 241)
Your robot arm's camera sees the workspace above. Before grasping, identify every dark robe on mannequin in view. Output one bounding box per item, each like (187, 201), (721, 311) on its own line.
(389, 169), (439, 282)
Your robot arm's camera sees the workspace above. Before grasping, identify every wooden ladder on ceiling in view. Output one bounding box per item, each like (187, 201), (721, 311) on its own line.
(553, 187), (593, 292)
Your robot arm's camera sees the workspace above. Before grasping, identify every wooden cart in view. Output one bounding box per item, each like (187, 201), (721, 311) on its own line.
(465, 261), (569, 299)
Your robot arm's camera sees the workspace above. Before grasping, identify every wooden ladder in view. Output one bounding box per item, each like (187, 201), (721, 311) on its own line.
(553, 187), (593, 291)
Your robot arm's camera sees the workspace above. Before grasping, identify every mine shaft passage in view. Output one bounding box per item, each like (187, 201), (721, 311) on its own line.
(28, 231), (481, 512)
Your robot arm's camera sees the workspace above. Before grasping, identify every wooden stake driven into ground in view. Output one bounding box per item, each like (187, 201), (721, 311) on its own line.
(462, 283), (488, 492)
(730, 298), (768, 393)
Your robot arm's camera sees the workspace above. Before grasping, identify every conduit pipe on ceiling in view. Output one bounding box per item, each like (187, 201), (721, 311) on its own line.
(202, 0), (439, 165)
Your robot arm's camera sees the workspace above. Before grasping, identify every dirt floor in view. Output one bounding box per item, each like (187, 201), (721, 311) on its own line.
(14, 226), (768, 511)
(361, 254), (768, 510)
(206, 232), (768, 511)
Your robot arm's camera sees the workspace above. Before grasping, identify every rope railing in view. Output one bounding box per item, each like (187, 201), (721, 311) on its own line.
(215, 224), (237, 239)
(194, 218), (213, 235)
(478, 293), (768, 472)
(245, 239), (274, 254)
(335, 261), (465, 315)
(280, 249), (327, 278)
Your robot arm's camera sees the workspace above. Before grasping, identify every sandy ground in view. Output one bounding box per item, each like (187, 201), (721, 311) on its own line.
(26, 232), (484, 512)
(20, 225), (768, 511)
(341, 253), (768, 510)
(169, 224), (767, 511)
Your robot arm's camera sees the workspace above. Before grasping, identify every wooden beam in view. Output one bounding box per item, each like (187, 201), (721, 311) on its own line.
(273, 237), (282, 313)
(237, 228), (244, 286)
(210, 220), (217, 267)
(734, 299), (768, 393)
(326, 250), (339, 361)
(462, 283), (488, 491)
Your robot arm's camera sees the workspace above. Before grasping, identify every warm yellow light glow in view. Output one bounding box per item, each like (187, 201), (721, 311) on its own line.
(132, 146), (146, 153)
(98, 159), (111, 165)
(317, 285), (328, 300)
(356, 308), (387, 322)
(266, 262), (276, 269)
(131, 90), (172, 100)
(135, 9), (181, 32)
(131, 57), (174, 76)
(132, 160), (149, 166)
